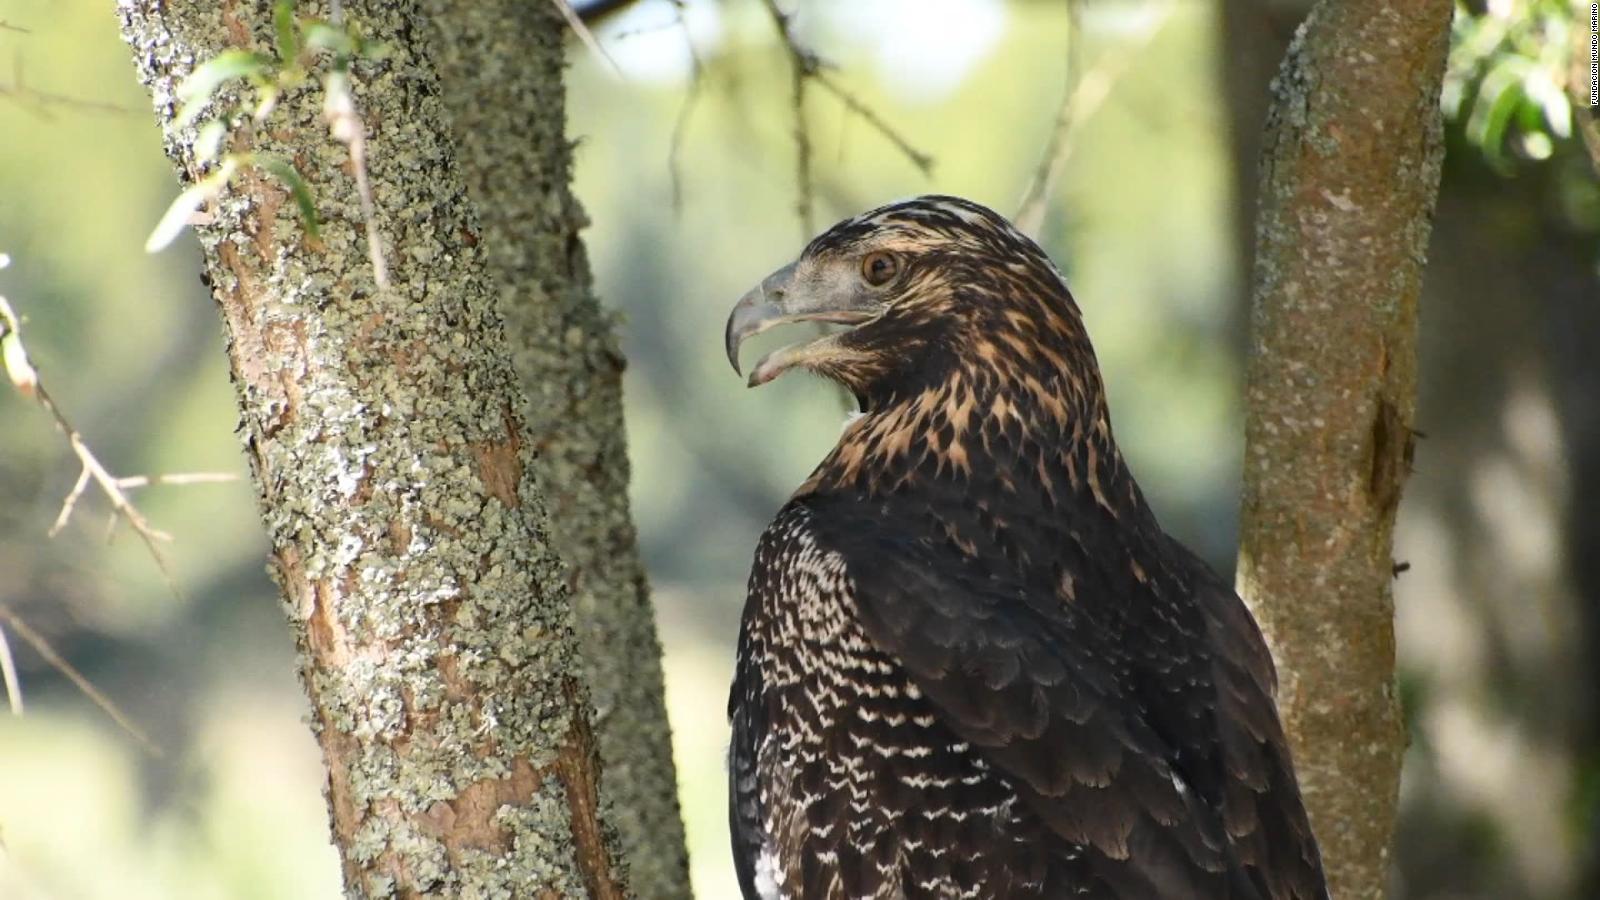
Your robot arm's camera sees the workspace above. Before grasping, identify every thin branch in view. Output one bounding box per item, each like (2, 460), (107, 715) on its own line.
(0, 20), (32, 33)
(63, 425), (177, 553)
(572, 0), (638, 23)
(0, 621), (21, 716)
(48, 467), (91, 537)
(666, 0), (704, 213)
(0, 607), (162, 757)
(809, 71), (934, 176)
(0, 290), (182, 599)
(550, 0), (624, 77)
(758, 0), (817, 236)
(50, 469), (235, 537)
(114, 471), (239, 490)
(0, 58), (141, 118)
(1014, 1), (1174, 236)
(759, 0), (934, 238)
(790, 62), (816, 237)
(610, 18), (686, 42)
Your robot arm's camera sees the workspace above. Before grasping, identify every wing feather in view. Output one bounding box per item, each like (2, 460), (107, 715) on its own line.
(805, 500), (1329, 898)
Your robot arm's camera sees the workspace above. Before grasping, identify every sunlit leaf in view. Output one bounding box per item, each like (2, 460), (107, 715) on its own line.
(195, 120), (228, 163)
(273, 1), (299, 64)
(1523, 67), (1571, 139)
(175, 49), (273, 126)
(301, 21), (355, 56)
(1465, 57), (1530, 168)
(1, 328), (38, 398)
(253, 84), (281, 121)
(253, 155), (321, 240)
(145, 159), (239, 253)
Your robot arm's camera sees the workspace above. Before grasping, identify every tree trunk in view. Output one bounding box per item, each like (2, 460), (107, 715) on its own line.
(1234, 2), (1451, 898)
(419, 5), (691, 896)
(117, 2), (627, 896)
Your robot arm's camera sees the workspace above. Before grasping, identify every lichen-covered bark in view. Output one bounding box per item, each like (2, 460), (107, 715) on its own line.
(417, 6), (691, 896)
(1235, 2), (1451, 898)
(117, 2), (627, 896)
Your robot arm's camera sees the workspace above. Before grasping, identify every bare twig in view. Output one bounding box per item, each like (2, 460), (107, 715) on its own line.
(48, 467), (91, 537)
(610, 17), (685, 42)
(1014, 1), (1174, 236)
(0, 59), (141, 118)
(759, 0), (934, 238)
(51, 470), (235, 537)
(114, 471), (239, 490)
(666, 0), (704, 212)
(0, 621), (21, 716)
(573, 0), (637, 23)
(758, 0), (818, 236)
(809, 71), (934, 175)
(0, 19), (32, 34)
(550, 0), (624, 77)
(61, 425), (177, 557)
(0, 291), (182, 599)
(790, 62), (816, 237)
(0, 608), (162, 756)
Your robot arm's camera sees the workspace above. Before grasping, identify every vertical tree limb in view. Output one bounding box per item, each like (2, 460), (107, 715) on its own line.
(117, 2), (627, 895)
(1235, 1), (1451, 897)
(419, 4), (692, 896)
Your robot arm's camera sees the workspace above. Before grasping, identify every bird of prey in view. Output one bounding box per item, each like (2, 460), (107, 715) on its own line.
(723, 196), (1330, 899)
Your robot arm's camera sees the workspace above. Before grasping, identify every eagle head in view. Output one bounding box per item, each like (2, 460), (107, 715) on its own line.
(725, 195), (1097, 414)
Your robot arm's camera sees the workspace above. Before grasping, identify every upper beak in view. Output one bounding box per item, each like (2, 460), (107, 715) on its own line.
(725, 263), (798, 376)
(724, 262), (876, 386)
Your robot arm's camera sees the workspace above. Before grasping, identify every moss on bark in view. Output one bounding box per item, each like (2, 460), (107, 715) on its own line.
(1237, 1), (1452, 897)
(117, 2), (628, 895)
(418, 4), (691, 896)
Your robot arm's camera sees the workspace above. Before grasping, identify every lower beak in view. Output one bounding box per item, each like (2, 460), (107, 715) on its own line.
(724, 264), (797, 375)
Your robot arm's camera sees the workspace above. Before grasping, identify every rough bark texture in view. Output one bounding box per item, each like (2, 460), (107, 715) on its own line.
(418, 5), (691, 897)
(1235, 2), (1451, 898)
(118, 2), (628, 896)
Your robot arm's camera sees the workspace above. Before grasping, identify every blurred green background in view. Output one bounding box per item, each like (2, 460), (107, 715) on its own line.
(0, 1), (1595, 898)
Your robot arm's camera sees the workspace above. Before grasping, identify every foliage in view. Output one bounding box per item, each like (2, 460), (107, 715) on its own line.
(145, 1), (385, 252)
(1443, 0), (1585, 171)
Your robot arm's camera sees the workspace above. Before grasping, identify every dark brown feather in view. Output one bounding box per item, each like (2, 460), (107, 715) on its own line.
(729, 196), (1328, 899)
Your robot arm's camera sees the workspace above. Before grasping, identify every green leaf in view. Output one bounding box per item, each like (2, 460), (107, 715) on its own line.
(273, 1), (299, 63)
(301, 21), (355, 56)
(1465, 57), (1530, 168)
(175, 49), (273, 126)
(1, 328), (38, 397)
(253, 84), (282, 121)
(1523, 66), (1571, 139)
(195, 120), (228, 163)
(145, 158), (239, 253)
(146, 184), (211, 252)
(253, 155), (321, 240)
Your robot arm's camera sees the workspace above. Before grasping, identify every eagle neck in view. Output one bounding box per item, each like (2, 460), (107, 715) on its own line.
(801, 365), (1153, 530)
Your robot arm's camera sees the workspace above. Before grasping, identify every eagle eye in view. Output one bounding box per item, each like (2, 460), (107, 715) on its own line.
(861, 251), (900, 286)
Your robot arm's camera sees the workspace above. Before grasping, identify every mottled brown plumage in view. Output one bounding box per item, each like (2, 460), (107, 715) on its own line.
(725, 196), (1328, 899)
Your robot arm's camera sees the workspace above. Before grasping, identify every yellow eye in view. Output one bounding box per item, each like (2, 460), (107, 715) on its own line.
(861, 251), (900, 286)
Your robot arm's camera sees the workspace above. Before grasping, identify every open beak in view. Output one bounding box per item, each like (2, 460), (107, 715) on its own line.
(725, 262), (878, 387)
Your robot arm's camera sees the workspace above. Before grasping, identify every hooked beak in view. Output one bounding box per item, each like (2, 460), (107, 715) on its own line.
(724, 262), (879, 387)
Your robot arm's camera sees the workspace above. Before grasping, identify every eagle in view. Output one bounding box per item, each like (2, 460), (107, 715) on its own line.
(722, 196), (1329, 900)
